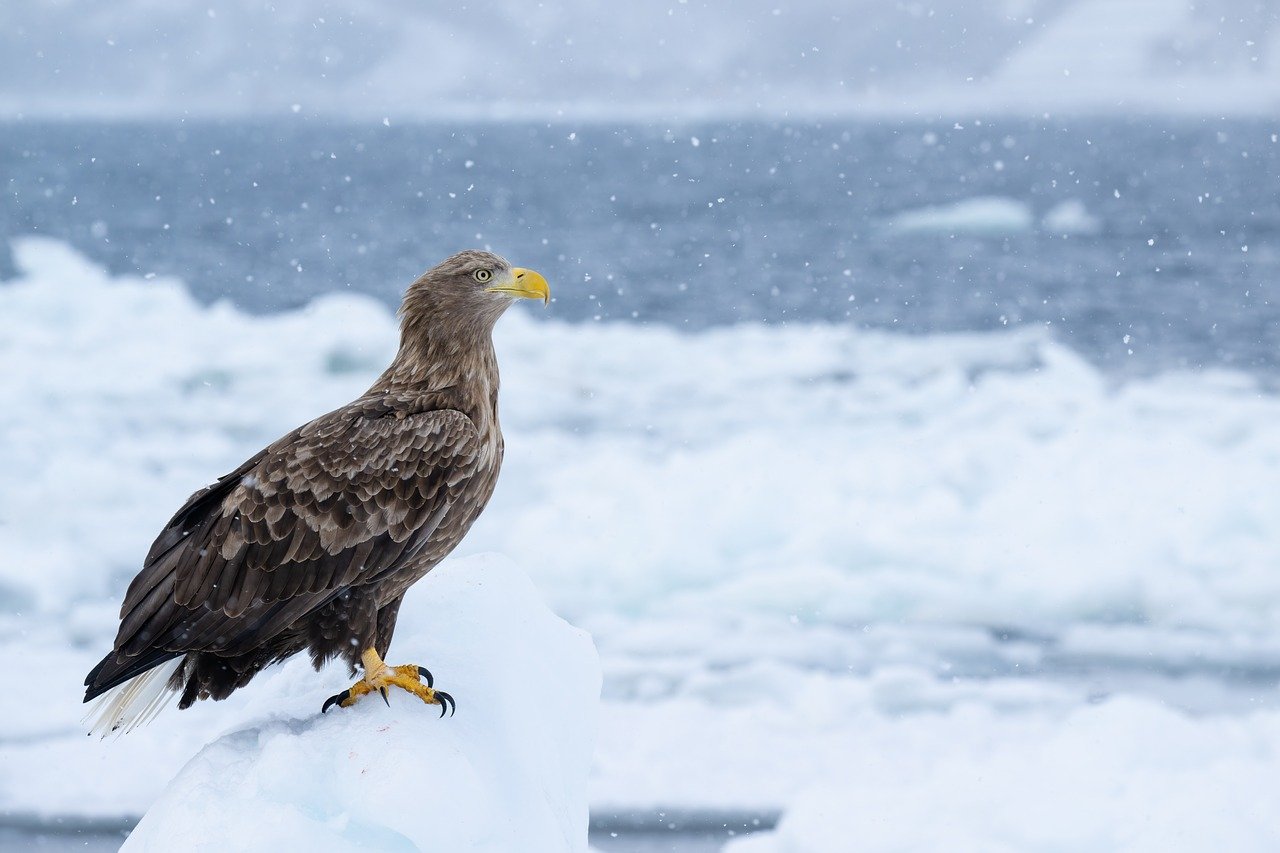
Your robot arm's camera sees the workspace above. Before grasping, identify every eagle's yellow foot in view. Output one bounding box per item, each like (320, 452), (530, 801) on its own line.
(321, 648), (455, 717)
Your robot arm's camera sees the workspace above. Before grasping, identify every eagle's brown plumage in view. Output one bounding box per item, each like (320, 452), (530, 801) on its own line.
(84, 250), (548, 724)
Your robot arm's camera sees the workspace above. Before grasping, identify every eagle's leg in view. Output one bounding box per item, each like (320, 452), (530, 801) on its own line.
(321, 648), (455, 717)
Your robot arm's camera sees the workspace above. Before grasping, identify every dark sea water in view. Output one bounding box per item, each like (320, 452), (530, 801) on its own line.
(1, 118), (1277, 376)
(0, 811), (771, 852)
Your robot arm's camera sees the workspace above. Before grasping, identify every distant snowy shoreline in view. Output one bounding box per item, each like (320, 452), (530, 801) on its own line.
(3, 1), (1278, 120)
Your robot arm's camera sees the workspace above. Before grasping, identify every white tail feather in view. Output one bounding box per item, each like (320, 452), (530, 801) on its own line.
(85, 658), (183, 737)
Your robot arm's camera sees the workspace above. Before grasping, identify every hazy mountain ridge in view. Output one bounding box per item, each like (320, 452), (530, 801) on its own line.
(2, 0), (1277, 117)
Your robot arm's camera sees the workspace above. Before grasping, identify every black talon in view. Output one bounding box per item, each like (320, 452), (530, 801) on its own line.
(379, 686), (390, 707)
(417, 666), (434, 688)
(435, 690), (455, 718)
(321, 689), (350, 714)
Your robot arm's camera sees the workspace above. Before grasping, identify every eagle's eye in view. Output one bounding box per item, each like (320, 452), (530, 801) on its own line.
(473, 269), (493, 283)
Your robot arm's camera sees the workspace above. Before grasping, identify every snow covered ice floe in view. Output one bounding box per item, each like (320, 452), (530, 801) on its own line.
(4, 239), (1280, 820)
(119, 555), (599, 853)
(723, 697), (1280, 853)
(1042, 199), (1102, 236)
(884, 197), (1034, 235)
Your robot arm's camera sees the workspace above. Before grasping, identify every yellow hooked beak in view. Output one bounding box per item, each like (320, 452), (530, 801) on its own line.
(487, 267), (550, 306)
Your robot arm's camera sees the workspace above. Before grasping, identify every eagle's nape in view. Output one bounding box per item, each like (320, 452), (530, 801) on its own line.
(320, 647), (455, 717)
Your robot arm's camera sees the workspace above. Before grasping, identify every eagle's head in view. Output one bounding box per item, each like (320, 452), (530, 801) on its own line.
(387, 250), (550, 389)
(400, 249), (549, 333)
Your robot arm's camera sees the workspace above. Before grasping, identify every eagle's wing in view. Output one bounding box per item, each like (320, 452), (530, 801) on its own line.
(86, 400), (482, 697)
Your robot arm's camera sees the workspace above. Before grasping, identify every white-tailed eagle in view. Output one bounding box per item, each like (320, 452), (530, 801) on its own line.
(84, 251), (549, 734)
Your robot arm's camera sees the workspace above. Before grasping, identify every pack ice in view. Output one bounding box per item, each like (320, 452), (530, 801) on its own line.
(120, 555), (600, 853)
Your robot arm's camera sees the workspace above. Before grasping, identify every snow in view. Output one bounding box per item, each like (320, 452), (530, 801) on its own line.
(120, 554), (599, 853)
(2, 1), (1278, 118)
(724, 699), (1280, 852)
(2, 240), (1280, 827)
(884, 197), (1034, 235)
